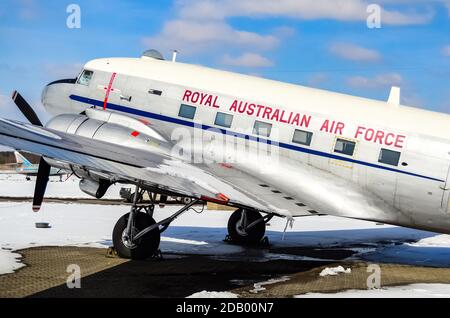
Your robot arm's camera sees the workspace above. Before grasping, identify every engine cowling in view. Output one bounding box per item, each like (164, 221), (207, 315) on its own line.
(45, 108), (171, 154)
(45, 108), (175, 197)
(79, 177), (111, 199)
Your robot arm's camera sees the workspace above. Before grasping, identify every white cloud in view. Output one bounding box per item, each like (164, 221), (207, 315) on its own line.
(221, 53), (273, 67)
(389, 0), (450, 17)
(330, 43), (381, 62)
(142, 20), (279, 55)
(443, 45), (450, 57)
(143, 0), (434, 62)
(178, 0), (434, 25)
(347, 73), (403, 88)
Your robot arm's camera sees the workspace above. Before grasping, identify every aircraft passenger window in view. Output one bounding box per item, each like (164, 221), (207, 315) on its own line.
(77, 70), (93, 86)
(292, 129), (313, 146)
(178, 104), (196, 119)
(378, 148), (401, 166)
(253, 121), (272, 137)
(334, 138), (356, 156)
(214, 112), (233, 128)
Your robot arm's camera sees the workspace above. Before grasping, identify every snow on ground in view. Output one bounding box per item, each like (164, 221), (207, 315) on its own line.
(250, 276), (290, 294)
(1, 199), (450, 274)
(0, 249), (24, 274)
(0, 174), (122, 199)
(410, 235), (450, 247)
(296, 284), (450, 298)
(362, 234), (450, 267)
(0, 174), (450, 275)
(319, 266), (351, 277)
(187, 291), (239, 298)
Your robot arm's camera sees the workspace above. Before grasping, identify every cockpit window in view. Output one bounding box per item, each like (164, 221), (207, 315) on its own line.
(77, 70), (93, 86)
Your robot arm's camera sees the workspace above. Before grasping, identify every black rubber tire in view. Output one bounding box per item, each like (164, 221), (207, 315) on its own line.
(227, 209), (265, 245)
(112, 212), (160, 260)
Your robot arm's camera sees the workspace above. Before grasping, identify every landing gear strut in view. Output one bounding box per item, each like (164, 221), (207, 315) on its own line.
(112, 186), (199, 260)
(227, 208), (273, 245)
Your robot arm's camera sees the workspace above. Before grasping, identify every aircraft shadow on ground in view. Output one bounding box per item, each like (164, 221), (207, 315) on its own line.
(29, 249), (333, 298)
(100, 225), (446, 263)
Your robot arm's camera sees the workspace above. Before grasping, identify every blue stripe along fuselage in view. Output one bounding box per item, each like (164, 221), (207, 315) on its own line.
(69, 94), (445, 183)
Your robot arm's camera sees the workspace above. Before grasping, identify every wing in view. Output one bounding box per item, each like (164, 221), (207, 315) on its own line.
(0, 118), (319, 217)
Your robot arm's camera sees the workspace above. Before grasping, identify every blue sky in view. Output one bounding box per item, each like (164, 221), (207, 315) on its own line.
(0, 0), (449, 122)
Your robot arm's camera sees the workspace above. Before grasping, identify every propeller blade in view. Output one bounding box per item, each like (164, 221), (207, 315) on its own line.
(11, 91), (43, 127)
(32, 157), (51, 212)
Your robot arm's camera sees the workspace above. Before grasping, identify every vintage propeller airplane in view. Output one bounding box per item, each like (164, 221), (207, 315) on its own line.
(0, 49), (449, 260)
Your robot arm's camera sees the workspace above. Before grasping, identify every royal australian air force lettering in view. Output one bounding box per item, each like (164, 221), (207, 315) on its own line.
(181, 89), (407, 150)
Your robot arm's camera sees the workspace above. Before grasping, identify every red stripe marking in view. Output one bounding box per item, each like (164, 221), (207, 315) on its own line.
(216, 193), (230, 202)
(103, 72), (117, 110)
(131, 131), (140, 137)
(219, 163), (233, 169)
(200, 194), (230, 205)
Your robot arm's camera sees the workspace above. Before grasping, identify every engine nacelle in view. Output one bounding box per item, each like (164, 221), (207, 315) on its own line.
(79, 178), (111, 199)
(45, 108), (171, 154)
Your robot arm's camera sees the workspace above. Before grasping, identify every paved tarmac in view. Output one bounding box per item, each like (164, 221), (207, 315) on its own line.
(1, 245), (450, 298)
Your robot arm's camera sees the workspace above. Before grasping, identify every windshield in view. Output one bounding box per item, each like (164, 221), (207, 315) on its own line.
(77, 70), (93, 86)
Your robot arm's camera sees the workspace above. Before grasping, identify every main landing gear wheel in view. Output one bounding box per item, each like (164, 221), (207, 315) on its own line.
(227, 208), (265, 245)
(112, 212), (161, 260)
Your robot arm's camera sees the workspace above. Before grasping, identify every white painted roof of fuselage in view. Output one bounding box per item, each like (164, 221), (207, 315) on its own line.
(84, 57), (450, 140)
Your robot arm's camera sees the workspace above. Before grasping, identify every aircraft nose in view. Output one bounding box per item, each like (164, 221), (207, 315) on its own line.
(46, 78), (77, 87)
(41, 78), (77, 116)
(43, 78), (77, 103)
(41, 85), (48, 105)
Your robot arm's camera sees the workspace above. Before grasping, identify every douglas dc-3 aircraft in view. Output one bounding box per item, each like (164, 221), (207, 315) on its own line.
(0, 49), (449, 260)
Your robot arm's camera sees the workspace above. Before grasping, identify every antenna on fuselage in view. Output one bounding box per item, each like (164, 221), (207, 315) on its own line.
(387, 86), (401, 106)
(172, 50), (178, 63)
